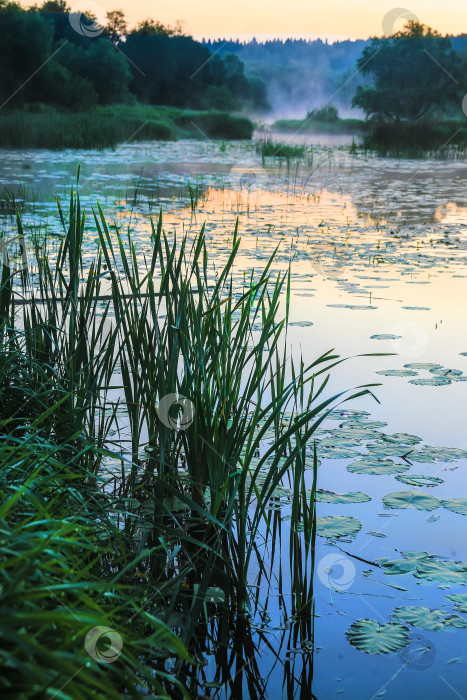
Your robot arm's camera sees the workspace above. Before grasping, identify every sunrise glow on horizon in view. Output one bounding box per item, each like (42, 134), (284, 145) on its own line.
(20, 0), (467, 39)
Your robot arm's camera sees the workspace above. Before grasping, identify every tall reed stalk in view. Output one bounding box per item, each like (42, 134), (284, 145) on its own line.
(0, 185), (377, 696)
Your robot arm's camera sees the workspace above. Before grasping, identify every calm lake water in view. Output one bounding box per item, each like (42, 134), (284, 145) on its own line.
(1, 139), (467, 699)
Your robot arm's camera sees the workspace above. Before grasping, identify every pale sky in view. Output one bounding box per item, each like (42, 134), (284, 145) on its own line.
(63, 0), (467, 39)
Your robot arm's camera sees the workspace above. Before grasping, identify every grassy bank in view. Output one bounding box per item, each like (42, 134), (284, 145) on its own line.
(361, 119), (467, 157)
(271, 117), (365, 135)
(0, 185), (376, 695)
(0, 104), (254, 150)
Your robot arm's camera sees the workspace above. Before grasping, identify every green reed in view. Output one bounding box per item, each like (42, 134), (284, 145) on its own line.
(0, 184), (378, 696)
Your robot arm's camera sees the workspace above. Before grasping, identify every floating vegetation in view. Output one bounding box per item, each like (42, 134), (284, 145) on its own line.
(395, 474), (444, 487)
(316, 515), (362, 540)
(327, 304), (377, 310)
(377, 369), (418, 377)
(446, 594), (467, 613)
(288, 320), (314, 326)
(317, 446), (360, 459)
(441, 499), (467, 516)
(410, 447), (467, 463)
(345, 619), (411, 654)
(382, 491), (441, 511)
(367, 530), (387, 538)
(382, 432), (422, 445)
(377, 552), (467, 583)
(347, 458), (409, 475)
(415, 559), (467, 583)
(409, 377), (452, 386)
(405, 363), (442, 370)
(316, 489), (371, 504)
(392, 607), (467, 632)
(370, 334), (402, 340)
(366, 443), (413, 457)
(430, 368), (463, 377)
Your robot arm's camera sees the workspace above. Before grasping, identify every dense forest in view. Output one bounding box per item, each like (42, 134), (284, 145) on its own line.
(1, 1), (467, 131)
(206, 33), (467, 119)
(0, 0), (267, 111)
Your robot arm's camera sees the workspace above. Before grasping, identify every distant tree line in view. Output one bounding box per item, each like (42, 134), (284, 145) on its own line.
(0, 0), (268, 111)
(207, 29), (467, 120)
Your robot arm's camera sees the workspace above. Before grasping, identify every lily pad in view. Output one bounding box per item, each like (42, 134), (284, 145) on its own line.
(415, 559), (467, 583)
(376, 369), (418, 377)
(404, 363), (442, 370)
(327, 304), (377, 310)
(345, 619), (410, 654)
(382, 433), (422, 445)
(402, 306), (430, 310)
(382, 491), (441, 511)
(289, 321), (314, 327)
(429, 367), (462, 377)
(441, 499), (467, 516)
(348, 458), (409, 475)
(409, 377), (452, 386)
(318, 446), (360, 459)
(410, 447), (467, 463)
(316, 515), (362, 540)
(316, 489), (371, 504)
(392, 606), (447, 631)
(370, 334), (402, 340)
(444, 615), (467, 629)
(446, 594), (467, 613)
(395, 474), (444, 487)
(378, 552), (467, 583)
(366, 443), (413, 457)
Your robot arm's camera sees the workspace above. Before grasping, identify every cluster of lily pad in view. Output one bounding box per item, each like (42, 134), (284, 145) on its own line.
(376, 362), (467, 386)
(346, 601), (467, 655)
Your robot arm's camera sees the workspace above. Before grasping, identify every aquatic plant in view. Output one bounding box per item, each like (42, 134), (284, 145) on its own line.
(0, 183), (376, 695)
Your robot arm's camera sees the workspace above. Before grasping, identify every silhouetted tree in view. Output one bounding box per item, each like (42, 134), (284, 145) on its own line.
(352, 21), (460, 121)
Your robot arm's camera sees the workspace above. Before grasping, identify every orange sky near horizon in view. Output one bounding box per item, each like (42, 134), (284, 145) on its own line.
(49, 0), (467, 40)
(15, 0), (467, 39)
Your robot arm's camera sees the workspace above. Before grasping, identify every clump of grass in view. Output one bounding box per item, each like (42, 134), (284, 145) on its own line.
(362, 119), (467, 157)
(257, 139), (307, 160)
(0, 105), (254, 150)
(0, 183), (377, 694)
